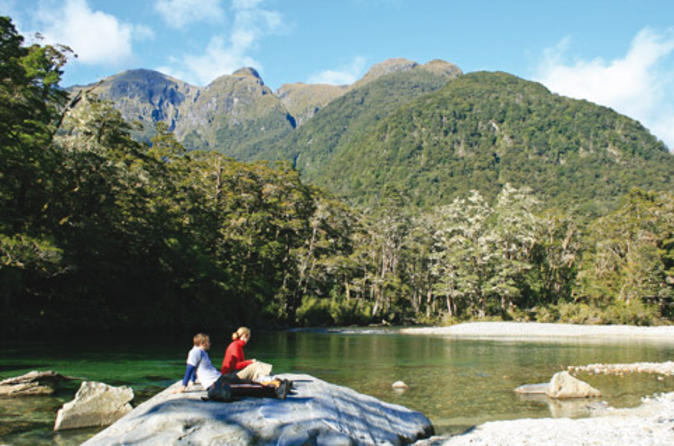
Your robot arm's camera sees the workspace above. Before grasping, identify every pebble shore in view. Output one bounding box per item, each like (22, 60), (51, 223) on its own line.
(400, 321), (674, 343)
(569, 361), (674, 376)
(415, 392), (674, 446)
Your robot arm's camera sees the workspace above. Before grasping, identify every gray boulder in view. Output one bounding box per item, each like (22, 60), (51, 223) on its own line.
(514, 371), (601, 399)
(0, 370), (73, 396)
(545, 371), (601, 399)
(82, 373), (433, 446)
(54, 381), (134, 431)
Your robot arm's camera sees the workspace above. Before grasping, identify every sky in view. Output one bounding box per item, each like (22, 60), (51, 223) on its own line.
(2, 0), (674, 150)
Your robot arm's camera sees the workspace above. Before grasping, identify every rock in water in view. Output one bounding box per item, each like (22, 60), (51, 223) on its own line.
(54, 381), (134, 431)
(0, 370), (73, 396)
(82, 373), (433, 445)
(545, 371), (601, 399)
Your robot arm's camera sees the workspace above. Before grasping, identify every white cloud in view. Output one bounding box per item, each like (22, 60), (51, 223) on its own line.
(307, 56), (368, 85)
(160, 0), (286, 85)
(534, 28), (674, 150)
(0, 0), (19, 21)
(35, 0), (151, 66)
(154, 0), (225, 29)
(158, 35), (258, 85)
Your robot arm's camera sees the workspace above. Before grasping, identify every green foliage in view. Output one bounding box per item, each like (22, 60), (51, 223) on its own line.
(2, 19), (673, 337)
(295, 296), (371, 326)
(300, 72), (673, 214)
(536, 300), (663, 326)
(295, 296), (333, 326)
(575, 189), (674, 319)
(256, 69), (455, 177)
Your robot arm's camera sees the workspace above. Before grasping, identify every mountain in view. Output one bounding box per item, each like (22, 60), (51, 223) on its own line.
(311, 71), (674, 213)
(69, 62), (673, 215)
(174, 67), (296, 159)
(254, 59), (463, 181)
(69, 69), (198, 142)
(276, 83), (347, 126)
(71, 58), (461, 161)
(71, 67), (296, 159)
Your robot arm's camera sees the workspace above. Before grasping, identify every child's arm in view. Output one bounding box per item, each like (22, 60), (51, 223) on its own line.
(174, 364), (197, 393)
(182, 364), (197, 386)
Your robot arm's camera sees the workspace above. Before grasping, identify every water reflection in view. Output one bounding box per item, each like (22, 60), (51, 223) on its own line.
(516, 393), (607, 418)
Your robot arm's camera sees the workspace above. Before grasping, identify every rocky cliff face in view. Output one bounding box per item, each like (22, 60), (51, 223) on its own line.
(70, 69), (198, 142)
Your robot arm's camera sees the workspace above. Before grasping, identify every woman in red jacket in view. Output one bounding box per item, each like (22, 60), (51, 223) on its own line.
(221, 327), (272, 381)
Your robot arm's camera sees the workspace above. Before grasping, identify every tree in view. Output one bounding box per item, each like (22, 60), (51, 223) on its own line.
(576, 189), (674, 322)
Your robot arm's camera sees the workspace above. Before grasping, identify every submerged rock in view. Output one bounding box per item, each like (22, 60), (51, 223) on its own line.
(513, 383), (549, 394)
(0, 370), (73, 396)
(82, 373), (433, 445)
(545, 371), (601, 399)
(54, 381), (134, 431)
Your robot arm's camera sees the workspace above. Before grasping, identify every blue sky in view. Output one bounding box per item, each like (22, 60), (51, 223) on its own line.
(3, 0), (674, 149)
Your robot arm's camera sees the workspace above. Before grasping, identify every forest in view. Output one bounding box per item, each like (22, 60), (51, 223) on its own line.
(1, 18), (672, 338)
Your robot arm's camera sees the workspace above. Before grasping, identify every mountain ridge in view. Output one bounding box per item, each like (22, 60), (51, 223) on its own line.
(67, 60), (673, 214)
(69, 57), (454, 157)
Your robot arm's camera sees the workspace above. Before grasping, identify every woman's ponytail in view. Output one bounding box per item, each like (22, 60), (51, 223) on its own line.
(232, 326), (251, 341)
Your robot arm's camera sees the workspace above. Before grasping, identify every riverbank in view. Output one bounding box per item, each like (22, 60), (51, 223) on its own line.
(417, 391), (674, 446)
(399, 321), (674, 343)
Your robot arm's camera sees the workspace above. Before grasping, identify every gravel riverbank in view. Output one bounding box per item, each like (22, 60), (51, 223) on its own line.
(400, 322), (674, 343)
(416, 392), (674, 446)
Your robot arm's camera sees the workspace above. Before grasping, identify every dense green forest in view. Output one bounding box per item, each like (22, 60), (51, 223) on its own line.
(297, 71), (674, 214)
(255, 67), (459, 178)
(1, 18), (672, 338)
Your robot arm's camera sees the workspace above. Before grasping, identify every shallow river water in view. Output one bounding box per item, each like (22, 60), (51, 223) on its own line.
(1, 330), (673, 445)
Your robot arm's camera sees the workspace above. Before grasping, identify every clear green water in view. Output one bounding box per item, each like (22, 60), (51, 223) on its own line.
(1, 331), (673, 445)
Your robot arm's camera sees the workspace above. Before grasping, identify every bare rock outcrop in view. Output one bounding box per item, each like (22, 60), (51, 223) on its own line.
(82, 373), (432, 446)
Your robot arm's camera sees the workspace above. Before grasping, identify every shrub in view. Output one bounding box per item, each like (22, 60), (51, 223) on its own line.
(295, 297), (333, 326)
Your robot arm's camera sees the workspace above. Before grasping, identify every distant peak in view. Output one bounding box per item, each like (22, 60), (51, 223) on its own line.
(365, 58), (418, 77)
(421, 59), (463, 77)
(352, 58), (463, 89)
(232, 67), (263, 82)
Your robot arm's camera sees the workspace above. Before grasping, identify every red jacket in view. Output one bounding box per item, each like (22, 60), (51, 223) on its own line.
(221, 339), (252, 375)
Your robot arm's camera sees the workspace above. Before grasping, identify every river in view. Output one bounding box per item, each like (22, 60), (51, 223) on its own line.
(1, 330), (673, 445)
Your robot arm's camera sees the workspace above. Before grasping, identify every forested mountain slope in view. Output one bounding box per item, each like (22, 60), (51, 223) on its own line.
(311, 71), (673, 214)
(257, 61), (462, 181)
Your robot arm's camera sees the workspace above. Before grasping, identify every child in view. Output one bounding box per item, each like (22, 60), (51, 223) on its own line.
(176, 332), (288, 402)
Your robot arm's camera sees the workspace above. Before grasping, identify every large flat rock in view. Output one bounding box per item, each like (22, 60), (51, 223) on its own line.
(82, 373), (433, 446)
